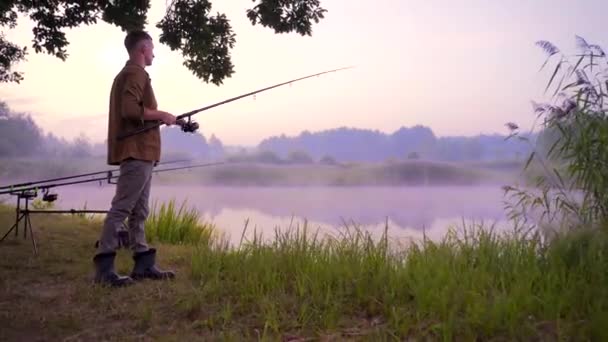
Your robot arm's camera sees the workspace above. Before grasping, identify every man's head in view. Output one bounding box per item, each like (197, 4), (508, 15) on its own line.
(124, 30), (154, 66)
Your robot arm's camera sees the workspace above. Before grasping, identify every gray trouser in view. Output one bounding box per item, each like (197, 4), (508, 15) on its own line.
(96, 159), (154, 254)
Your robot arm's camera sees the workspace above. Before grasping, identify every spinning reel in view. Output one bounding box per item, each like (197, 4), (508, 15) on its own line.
(42, 188), (58, 202)
(177, 116), (199, 133)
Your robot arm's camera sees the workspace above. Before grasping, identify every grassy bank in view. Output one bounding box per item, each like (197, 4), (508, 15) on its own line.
(0, 202), (605, 340)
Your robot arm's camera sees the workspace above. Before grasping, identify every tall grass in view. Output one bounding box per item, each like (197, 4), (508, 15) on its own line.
(144, 199), (217, 246)
(186, 221), (608, 340)
(505, 36), (608, 228)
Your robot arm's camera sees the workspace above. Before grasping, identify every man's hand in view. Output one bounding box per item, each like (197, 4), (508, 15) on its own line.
(161, 112), (177, 126)
(142, 108), (177, 125)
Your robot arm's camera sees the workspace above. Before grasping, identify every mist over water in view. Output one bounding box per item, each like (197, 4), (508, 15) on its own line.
(30, 183), (515, 245)
(0, 100), (529, 246)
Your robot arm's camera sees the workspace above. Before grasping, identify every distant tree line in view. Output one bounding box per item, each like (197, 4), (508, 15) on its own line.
(2, 101), (554, 164)
(258, 125), (537, 163)
(0, 101), (227, 160)
(225, 149), (337, 165)
(0, 101), (97, 158)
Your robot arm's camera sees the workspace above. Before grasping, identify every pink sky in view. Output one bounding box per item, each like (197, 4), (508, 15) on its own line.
(1, 0), (607, 146)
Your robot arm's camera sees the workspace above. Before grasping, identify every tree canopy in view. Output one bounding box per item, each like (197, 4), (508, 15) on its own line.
(0, 0), (326, 85)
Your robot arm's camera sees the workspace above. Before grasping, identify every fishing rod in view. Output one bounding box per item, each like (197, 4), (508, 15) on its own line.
(117, 66), (355, 140)
(0, 160), (225, 255)
(0, 158), (192, 191)
(0, 161), (225, 197)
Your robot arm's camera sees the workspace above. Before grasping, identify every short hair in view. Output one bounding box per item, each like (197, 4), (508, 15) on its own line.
(124, 30), (152, 53)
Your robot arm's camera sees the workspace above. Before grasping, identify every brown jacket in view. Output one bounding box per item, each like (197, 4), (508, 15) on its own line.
(106, 60), (161, 166)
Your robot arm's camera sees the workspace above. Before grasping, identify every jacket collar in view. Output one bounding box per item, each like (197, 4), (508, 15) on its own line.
(125, 60), (147, 73)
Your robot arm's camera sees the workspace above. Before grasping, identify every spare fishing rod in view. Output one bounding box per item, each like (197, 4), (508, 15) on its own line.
(0, 158), (192, 191)
(0, 161), (225, 197)
(117, 66), (355, 140)
(0, 160), (225, 255)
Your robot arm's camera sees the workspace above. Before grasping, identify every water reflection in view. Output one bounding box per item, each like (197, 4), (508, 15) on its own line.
(39, 184), (515, 245)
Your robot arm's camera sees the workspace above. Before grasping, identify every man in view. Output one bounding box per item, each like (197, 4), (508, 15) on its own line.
(93, 30), (177, 287)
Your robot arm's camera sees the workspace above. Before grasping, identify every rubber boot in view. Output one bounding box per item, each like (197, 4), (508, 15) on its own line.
(93, 252), (135, 287)
(130, 248), (176, 280)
